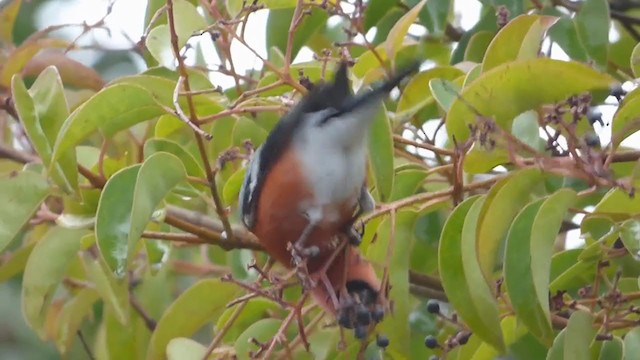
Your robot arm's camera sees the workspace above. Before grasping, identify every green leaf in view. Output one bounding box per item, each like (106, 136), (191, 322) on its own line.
(421, 0), (451, 35)
(147, 279), (240, 360)
(234, 318), (282, 360)
(544, 8), (588, 62)
(385, 0), (427, 63)
(367, 211), (417, 356)
(55, 287), (100, 355)
(266, 8), (327, 62)
(51, 83), (165, 163)
(574, 0), (610, 67)
(624, 327), (640, 360)
(0, 171), (49, 252)
(611, 93), (640, 148)
(167, 338), (209, 360)
(446, 59), (613, 142)
(439, 195), (505, 352)
(396, 67), (463, 119)
(84, 253), (129, 324)
(599, 337), (623, 360)
(0, 241), (35, 281)
(12, 68), (79, 194)
(144, 138), (205, 178)
(477, 168), (544, 281)
(594, 188), (640, 215)
(262, 0), (298, 8)
(146, 0), (206, 68)
(215, 298), (281, 342)
(389, 169), (428, 201)
(223, 167), (247, 205)
(96, 165), (140, 277)
(563, 311), (595, 360)
(364, 0), (396, 31)
(368, 103), (394, 201)
(22, 227), (87, 338)
(464, 31), (493, 63)
(96, 153), (186, 277)
(620, 219), (640, 259)
(429, 78), (461, 112)
(505, 189), (576, 345)
(631, 42), (640, 77)
(0, 0), (22, 42)
(482, 14), (558, 72)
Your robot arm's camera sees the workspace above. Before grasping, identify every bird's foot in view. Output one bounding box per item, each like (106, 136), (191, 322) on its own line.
(346, 220), (365, 246)
(289, 242), (319, 290)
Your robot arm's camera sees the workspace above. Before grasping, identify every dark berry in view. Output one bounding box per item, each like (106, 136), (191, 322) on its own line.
(338, 311), (353, 329)
(376, 334), (389, 348)
(371, 305), (385, 322)
(424, 335), (439, 349)
(354, 325), (368, 340)
(426, 299), (440, 314)
(456, 331), (472, 345)
(356, 305), (371, 326)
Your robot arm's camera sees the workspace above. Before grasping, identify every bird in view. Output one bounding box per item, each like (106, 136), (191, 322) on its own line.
(238, 60), (419, 334)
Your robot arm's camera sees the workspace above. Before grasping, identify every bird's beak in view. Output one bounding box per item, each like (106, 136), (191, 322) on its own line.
(339, 61), (422, 113)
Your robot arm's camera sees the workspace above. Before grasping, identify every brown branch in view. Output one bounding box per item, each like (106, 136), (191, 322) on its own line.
(166, 0), (236, 244)
(0, 143), (38, 164)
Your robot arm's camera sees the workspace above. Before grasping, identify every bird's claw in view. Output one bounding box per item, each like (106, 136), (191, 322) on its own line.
(289, 243), (319, 290)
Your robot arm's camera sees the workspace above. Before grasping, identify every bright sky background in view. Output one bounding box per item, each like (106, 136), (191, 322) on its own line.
(34, 0), (640, 249)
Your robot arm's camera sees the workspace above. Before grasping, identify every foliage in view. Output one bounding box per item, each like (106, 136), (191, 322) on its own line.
(1, 0), (640, 359)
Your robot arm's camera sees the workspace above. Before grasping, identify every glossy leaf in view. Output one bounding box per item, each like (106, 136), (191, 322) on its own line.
(464, 31), (493, 63)
(0, 171), (49, 252)
(368, 104), (394, 201)
(95, 165), (140, 277)
(385, 0), (427, 62)
(146, 0), (206, 68)
(544, 7), (588, 62)
(96, 153), (186, 277)
(12, 68), (79, 194)
(574, 0), (609, 67)
(446, 59), (613, 142)
(439, 195), (505, 351)
(234, 318), (282, 360)
(482, 14), (558, 72)
(22, 227), (87, 338)
(51, 84), (165, 163)
(0, 242), (35, 281)
(505, 189), (576, 345)
(477, 168), (544, 281)
(144, 138), (205, 178)
(147, 279), (239, 360)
